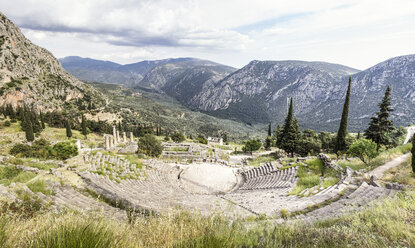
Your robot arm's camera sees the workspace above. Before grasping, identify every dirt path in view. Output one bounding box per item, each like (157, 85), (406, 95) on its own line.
(367, 153), (411, 179)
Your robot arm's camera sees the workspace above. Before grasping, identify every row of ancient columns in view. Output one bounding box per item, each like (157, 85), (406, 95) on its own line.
(104, 126), (134, 150)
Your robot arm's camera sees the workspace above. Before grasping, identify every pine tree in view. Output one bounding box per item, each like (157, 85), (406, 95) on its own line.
(336, 76), (351, 152)
(65, 119), (72, 139)
(365, 86), (394, 149)
(81, 115), (87, 139)
(25, 118), (34, 142)
(412, 134), (415, 173)
(280, 98), (300, 156)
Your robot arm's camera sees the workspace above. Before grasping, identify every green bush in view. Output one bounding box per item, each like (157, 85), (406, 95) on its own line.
(52, 141), (78, 160)
(243, 139), (262, 153)
(137, 134), (163, 157)
(347, 138), (379, 165)
(9, 144), (32, 157)
(171, 132), (186, 143)
(4, 120), (10, 127)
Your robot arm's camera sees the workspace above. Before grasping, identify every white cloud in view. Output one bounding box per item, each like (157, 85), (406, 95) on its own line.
(2, 0), (415, 69)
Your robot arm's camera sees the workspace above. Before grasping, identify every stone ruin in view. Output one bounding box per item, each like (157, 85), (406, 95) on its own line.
(161, 142), (229, 165)
(104, 126), (135, 151)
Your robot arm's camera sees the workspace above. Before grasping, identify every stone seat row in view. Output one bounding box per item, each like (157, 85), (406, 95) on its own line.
(239, 166), (298, 190)
(297, 182), (396, 223)
(241, 163), (277, 179)
(52, 185), (125, 219)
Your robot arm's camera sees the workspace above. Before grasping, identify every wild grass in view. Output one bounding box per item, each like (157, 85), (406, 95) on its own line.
(383, 156), (415, 186)
(26, 180), (53, 196)
(247, 155), (275, 167)
(0, 190), (415, 247)
(289, 159), (339, 196)
(338, 143), (412, 170)
(0, 166), (36, 186)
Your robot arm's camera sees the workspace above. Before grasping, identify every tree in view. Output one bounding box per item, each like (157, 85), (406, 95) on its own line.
(25, 118), (34, 142)
(171, 132), (185, 143)
(81, 115), (87, 139)
(347, 138), (379, 165)
(197, 135), (207, 144)
(137, 134), (163, 157)
(65, 119), (72, 139)
(279, 98), (301, 156)
(412, 134), (415, 173)
(365, 86), (394, 149)
(40, 112), (45, 129)
(222, 133), (228, 144)
(336, 76), (351, 153)
(265, 123), (272, 150)
(243, 139), (262, 154)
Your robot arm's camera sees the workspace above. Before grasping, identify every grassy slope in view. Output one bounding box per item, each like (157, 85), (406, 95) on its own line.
(91, 82), (264, 140)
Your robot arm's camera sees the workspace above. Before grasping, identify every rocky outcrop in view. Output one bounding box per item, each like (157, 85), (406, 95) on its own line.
(0, 12), (103, 111)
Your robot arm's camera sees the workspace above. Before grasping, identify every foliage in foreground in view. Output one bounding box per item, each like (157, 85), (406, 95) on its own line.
(1, 188), (414, 247)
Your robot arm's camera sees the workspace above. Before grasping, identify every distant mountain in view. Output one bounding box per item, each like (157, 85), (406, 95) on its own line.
(190, 56), (415, 131)
(59, 56), (197, 86)
(60, 53), (415, 131)
(0, 13), (102, 111)
(308, 55), (415, 131)
(136, 59), (236, 105)
(189, 60), (360, 126)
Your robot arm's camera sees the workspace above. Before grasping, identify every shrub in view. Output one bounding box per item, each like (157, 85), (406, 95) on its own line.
(4, 120), (10, 127)
(197, 135), (207, 144)
(171, 132), (186, 143)
(9, 143), (32, 157)
(347, 138), (379, 165)
(242, 139), (262, 154)
(52, 141), (78, 160)
(137, 134), (163, 157)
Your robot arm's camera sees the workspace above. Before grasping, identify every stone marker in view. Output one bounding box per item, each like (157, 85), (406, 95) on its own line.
(130, 132), (134, 142)
(75, 139), (81, 150)
(123, 132), (127, 142)
(112, 126), (117, 144)
(105, 135), (110, 150)
(109, 135), (114, 148)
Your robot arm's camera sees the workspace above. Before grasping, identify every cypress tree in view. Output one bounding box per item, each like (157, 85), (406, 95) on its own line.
(66, 119), (72, 139)
(25, 118), (34, 142)
(357, 131), (361, 139)
(265, 123), (272, 149)
(118, 122), (122, 132)
(81, 115), (87, 139)
(280, 98), (300, 156)
(40, 112), (45, 129)
(365, 86), (394, 149)
(412, 134), (415, 173)
(336, 76), (351, 152)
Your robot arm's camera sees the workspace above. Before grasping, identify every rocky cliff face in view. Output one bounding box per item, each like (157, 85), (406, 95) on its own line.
(309, 55), (415, 131)
(190, 56), (415, 131)
(189, 60), (360, 125)
(136, 59), (236, 105)
(0, 13), (102, 111)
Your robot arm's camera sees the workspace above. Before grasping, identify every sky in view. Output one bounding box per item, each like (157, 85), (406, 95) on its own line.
(2, 0), (415, 70)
